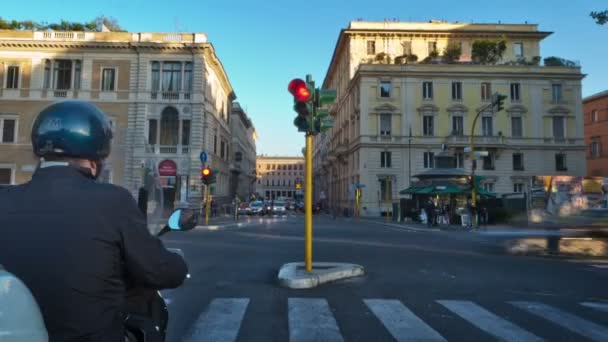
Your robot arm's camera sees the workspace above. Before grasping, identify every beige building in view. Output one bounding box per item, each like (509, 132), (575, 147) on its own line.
(230, 102), (257, 200)
(314, 21), (585, 216)
(256, 156), (304, 200)
(0, 29), (238, 211)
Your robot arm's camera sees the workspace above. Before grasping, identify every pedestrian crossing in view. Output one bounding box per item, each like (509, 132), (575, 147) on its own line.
(180, 297), (608, 342)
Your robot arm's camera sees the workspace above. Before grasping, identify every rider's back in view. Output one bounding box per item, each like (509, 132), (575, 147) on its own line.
(1, 165), (149, 341)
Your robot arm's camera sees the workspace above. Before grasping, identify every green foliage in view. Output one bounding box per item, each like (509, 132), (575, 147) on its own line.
(442, 43), (462, 63)
(543, 56), (577, 67)
(0, 16), (124, 31)
(429, 50), (439, 58)
(591, 10), (608, 25)
(471, 39), (507, 64)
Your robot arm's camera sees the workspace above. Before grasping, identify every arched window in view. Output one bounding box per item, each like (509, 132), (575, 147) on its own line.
(160, 107), (179, 145)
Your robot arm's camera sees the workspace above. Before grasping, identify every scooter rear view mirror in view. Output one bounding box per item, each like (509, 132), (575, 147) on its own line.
(167, 208), (198, 231)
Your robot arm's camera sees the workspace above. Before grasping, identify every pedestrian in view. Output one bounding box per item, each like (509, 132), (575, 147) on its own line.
(426, 199), (435, 228)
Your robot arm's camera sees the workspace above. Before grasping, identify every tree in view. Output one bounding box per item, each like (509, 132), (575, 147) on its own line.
(472, 39), (507, 64)
(442, 43), (462, 63)
(591, 10), (608, 25)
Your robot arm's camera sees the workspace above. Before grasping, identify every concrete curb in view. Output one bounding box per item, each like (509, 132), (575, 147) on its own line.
(278, 262), (365, 289)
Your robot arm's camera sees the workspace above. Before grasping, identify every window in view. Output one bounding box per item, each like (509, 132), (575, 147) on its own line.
(367, 41), (376, 55)
(591, 110), (599, 122)
(184, 62), (193, 93)
(288, 165), (292, 170)
(220, 141), (225, 159)
(452, 82), (462, 100)
(513, 43), (523, 58)
(423, 116), (434, 136)
(380, 114), (391, 136)
(552, 116), (565, 138)
(272, 164), (276, 170)
(6, 66), (19, 89)
(483, 183), (495, 192)
(272, 180), (274, 186)
(513, 153), (524, 170)
(379, 178), (392, 201)
(428, 41), (437, 54)
(380, 81), (391, 98)
(552, 84), (563, 102)
(147, 119), (157, 145)
(283, 180), (286, 186)
(299, 164), (303, 170)
(160, 107), (179, 145)
(101, 68), (116, 91)
(513, 183), (524, 193)
(591, 139), (601, 159)
(213, 135), (217, 154)
(483, 154), (495, 170)
(43, 60), (51, 89)
(452, 116), (464, 136)
(510, 83), (520, 101)
(0, 168), (12, 185)
(266, 164), (270, 170)
(424, 152), (434, 168)
(423, 82), (433, 100)
(162, 62), (182, 92)
(258, 180), (261, 185)
(54, 60), (72, 89)
(380, 151), (392, 168)
(455, 152), (465, 168)
(402, 41), (412, 55)
(555, 153), (567, 171)
(511, 116), (523, 137)
(74, 60), (81, 90)
(0, 117), (16, 143)
(181, 120), (190, 146)
(151, 61), (160, 93)
(481, 82), (492, 101)
(482, 116), (493, 136)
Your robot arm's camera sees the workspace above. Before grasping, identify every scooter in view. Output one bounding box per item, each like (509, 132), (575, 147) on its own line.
(0, 208), (197, 342)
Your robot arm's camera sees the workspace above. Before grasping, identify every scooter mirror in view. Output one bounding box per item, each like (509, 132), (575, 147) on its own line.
(167, 208), (198, 231)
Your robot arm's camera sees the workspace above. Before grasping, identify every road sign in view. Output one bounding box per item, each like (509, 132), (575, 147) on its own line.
(199, 151), (208, 163)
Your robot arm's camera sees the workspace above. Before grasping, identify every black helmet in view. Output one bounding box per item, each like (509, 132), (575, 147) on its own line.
(31, 101), (112, 160)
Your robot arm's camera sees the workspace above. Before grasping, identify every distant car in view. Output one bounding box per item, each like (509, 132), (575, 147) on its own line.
(237, 203), (250, 215)
(249, 201), (266, 216)
(294, 201), (304, 212)
(273, 201), (287, 215)
(286, 201), (295, 210)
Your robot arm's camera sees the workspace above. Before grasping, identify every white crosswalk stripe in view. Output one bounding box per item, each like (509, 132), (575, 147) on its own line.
(364, 299), (446, 341)
(581, 302), (608, 313)
(181, 298), (249, 342)
(288, 298), (344, 342)
(176, 297), (608, 342)
(511, 301), (608, 342)
(438, 300), (544, 342)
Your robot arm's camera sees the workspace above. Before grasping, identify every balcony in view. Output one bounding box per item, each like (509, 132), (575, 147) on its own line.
(146, 145), (190, 154)
(150, 91), (192, 101)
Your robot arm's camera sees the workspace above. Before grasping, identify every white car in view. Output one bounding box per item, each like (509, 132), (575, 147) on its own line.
(272, 201), (287, 215)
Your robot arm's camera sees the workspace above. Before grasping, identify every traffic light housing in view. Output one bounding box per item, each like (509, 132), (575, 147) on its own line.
(493, 93), (508, 112)
(289, 78), (312, 132)
(201, 166), (215, 185)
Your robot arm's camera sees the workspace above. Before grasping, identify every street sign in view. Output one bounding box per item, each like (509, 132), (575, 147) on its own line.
(474, 151), (489, 157)
(199, 151), (208, 163)
(464, 147), (471, 153)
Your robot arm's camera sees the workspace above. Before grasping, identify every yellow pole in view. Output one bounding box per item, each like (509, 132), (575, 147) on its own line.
(205, 188), (211, 225)
(356, 188), (360, 218)
(305, 134), (313, 272)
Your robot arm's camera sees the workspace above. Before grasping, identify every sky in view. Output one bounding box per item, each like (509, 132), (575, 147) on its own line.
(3, 0), (607, 156)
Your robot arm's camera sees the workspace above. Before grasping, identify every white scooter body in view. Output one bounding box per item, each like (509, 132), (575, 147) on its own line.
(0, 266), (48, 342)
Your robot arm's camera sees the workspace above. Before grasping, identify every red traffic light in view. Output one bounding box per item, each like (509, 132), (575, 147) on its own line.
(288, 78), (311, 102)
(202, 167), (212, 177)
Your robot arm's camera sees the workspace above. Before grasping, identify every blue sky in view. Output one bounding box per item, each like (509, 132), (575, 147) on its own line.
(3, 0), (607, 156)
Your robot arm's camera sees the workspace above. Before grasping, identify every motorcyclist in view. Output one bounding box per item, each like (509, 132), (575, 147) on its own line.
(0, 101), (188, 341)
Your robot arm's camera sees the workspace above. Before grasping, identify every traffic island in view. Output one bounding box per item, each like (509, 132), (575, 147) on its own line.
(277, 262), (365, 289)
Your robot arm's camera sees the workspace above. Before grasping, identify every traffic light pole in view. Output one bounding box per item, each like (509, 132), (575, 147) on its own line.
(305, 133), (313, 272)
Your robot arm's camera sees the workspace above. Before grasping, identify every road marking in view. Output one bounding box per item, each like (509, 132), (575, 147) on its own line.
(364, 299), (446, 341)
(511, 301), (608, 342)
(181, 298), (249, 342)
(288, 298), (343, 342)
(438, 300), (543, 342)
(581, 302), (608, 313)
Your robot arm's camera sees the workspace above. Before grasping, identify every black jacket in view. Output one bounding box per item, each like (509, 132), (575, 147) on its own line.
(0, 166), (188, 341)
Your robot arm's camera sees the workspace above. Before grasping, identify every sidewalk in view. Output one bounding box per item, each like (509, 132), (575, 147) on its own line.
(339, 215), (528, 232)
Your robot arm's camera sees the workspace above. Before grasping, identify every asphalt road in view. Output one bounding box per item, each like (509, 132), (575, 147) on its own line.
(159, 214), (608, 342)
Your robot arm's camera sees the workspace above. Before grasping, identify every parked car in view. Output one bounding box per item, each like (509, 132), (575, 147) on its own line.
(237, 203), (251, 216)
(249, 201), (266, 216)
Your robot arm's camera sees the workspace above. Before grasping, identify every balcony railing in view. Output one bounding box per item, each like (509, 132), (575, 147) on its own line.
(150, 91), (192, 101)
(145, 145), (190, 154)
